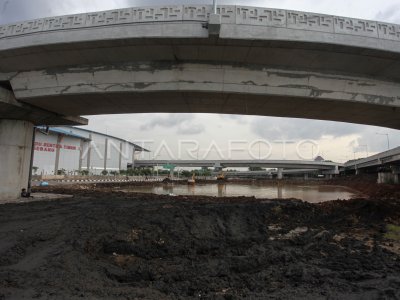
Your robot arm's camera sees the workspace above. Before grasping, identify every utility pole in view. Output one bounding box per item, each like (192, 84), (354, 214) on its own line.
(213, 0), (217, 14)
(376, 132), (390, 150)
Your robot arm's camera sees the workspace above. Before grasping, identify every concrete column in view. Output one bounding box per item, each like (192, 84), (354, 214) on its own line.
(78, 139), (84, 171)
(392, 166), (400, 184)
(392, 169), (399, 184)
(131, 147), (135, 168)
(86, 134), (92, 174)
(304, 173), (309, 180)
(118, 142), (123, 171)
(377, 172), (384, 184)
(103, 138), (108, 171)
(277, 168), (283, 180)
(54, 134), (62, 175)
(0, 120), (34, 200)
(277, 184), (283, 198)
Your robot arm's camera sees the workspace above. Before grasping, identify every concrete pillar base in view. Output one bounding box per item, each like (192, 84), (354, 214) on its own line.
(377, 172), (399, 184)
(0, 120), (34, 200)
(277, 168), (283, 180)
(394, 174), (399, 185)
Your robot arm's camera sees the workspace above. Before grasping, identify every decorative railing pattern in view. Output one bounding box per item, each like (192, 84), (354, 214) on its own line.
(0, 5), (399, 41)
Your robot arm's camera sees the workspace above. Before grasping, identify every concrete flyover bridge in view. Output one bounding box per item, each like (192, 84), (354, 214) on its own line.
(134, 159), (341, 170)
(134, 159), (342, 179)
(1, 4), (400, 199)
(343, 146), (400, 183)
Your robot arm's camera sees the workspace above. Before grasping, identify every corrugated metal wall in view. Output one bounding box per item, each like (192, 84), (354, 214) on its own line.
(33, 127), (138, 175)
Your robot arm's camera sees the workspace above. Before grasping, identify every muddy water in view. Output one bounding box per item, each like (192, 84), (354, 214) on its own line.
(119, 183), (358, 203)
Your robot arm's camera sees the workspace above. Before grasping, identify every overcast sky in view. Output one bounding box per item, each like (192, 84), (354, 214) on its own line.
(1, 0), (400, 162)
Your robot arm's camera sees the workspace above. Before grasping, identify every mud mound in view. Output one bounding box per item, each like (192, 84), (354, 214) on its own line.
(0, 193), (399, 299)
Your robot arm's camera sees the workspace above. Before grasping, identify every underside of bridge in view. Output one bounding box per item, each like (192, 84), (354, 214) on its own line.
(1, 4), (400, 199)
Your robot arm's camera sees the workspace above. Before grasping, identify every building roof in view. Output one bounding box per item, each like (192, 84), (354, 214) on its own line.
(36, 126), (150, 152)
(36, 126), (90, 141)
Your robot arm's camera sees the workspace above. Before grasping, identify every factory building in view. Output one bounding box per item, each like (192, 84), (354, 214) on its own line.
(33, 126), (148, 176)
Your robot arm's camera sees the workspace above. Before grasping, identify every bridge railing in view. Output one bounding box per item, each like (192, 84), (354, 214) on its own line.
(0, 5), (399, 42)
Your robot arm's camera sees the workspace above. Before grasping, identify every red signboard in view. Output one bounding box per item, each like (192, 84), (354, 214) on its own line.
(34, 141), (79, 152)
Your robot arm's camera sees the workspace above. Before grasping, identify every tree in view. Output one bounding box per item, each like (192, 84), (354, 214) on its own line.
(79, 169), (89, 176)
(181, 170), (192, 178)
(201, 167), (212, 176)
(57, 168), (66, 175)
(249, 166), (264, 171)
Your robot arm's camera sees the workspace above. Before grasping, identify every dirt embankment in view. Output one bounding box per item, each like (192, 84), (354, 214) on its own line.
(0, 185), (400, 299)
(326, 175), (400, 199)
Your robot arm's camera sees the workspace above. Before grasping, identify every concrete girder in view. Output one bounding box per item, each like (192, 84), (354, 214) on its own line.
(0, 87), (87, 126)
(10, 63), (400, 129)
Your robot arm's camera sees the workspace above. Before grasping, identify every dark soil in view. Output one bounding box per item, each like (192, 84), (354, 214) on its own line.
(0, 185), (400, 299)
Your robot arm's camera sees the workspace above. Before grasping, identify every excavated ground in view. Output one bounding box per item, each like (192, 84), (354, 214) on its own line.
(0, 179), (399, 299)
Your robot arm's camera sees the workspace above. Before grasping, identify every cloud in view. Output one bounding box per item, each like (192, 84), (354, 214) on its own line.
(250, 117), (364, 140)
(177, 123), (205, 135)
(250, 115), (400, 154)
(0, 0), (140, 24)
(140, 114), (205, 135)
(219, 114), (249, 125)
(375, 4), (400, 23)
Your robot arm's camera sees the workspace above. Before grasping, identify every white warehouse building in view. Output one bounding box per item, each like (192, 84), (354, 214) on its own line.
(33, 126), (149, 176)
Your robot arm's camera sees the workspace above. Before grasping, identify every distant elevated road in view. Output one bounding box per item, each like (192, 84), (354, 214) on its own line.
(134, 160), (341, 170)
(344, 147), (400, 170)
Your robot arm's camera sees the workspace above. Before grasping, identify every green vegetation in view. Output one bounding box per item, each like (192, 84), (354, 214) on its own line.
(77, 169), (89, 176)
(118, 167), (212, 177)
(57, 168), (66, 175)
(384, 224), (400, 241)
(180, 169), (211, 178)
(249, 166), (265, 171)
(120, 168), (153, 176)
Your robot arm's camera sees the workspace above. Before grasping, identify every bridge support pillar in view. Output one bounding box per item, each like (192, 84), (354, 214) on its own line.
(393, 174), (399, 184)
(0, 119), (34, 200)
(277, 168), (283, 180)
